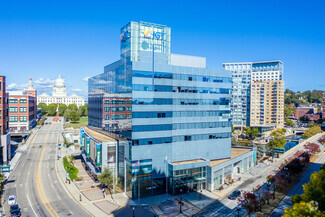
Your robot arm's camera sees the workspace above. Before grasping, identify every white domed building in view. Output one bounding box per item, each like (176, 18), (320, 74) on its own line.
(37, 75), (85, 107)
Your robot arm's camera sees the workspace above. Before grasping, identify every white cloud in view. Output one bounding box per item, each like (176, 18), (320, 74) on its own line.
(34, 78), (56, 86)
(72, 88), (83, 92)
(7, 83), (26, 90)
(83, 77), (90, 82)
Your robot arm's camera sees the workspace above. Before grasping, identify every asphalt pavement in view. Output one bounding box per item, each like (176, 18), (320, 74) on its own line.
(3, 117), (90, 217)
(269, 149), (325, 217)
(194, 133), (325, 217)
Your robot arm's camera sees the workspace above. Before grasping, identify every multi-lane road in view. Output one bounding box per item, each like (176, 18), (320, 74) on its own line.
(3, 118), (90, 217)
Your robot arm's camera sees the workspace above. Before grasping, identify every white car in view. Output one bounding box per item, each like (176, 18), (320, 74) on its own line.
(8, 195), (16, 205)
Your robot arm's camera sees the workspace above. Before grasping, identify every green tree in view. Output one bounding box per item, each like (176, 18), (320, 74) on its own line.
(69, 110), (80, 122)
(37, 103), (48, 116)
(64, 109), (71, 121)
(98, 168), (119, 200)
(284, 106), (295, 117)
(268, 130), (286, 153)
(58, 104), (68, 116)
(47, 103), (58, 116)
(302, 126), (322, 138)
(79, 103), (88, 116)
(285, 119), (295, 127)
(301, 170), (325, 211)
(250, 128), (259, 138)
(243, 127), (251, 137)
(68, 104), (78, 111)
(284, 201), (325, 217)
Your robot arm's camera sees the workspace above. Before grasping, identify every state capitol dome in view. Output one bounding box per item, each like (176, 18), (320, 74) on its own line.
(52, 75), (67, 97)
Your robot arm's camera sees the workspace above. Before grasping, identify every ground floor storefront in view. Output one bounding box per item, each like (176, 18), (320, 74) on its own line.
(208, 147), (256, 191)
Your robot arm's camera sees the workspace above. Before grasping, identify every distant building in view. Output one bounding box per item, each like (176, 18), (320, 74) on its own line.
(0, 76), (11, 164)
(250, 80), (284, 129)
(8, 79), (37, 132)
(37, 75), (85, 107)
(294, 107), (318, 120)
(223, 61), (284, 129)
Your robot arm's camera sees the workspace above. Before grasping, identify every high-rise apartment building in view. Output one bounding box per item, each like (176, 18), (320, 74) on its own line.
(8, 79), (38, 132)
(88, 21), (256, 199)
(223, 61), (284, 129)
(250, 80), (284, 129)
(0, 76), (11, 164)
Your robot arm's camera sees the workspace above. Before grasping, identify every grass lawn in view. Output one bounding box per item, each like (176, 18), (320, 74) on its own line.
(65, 116), (88, 129)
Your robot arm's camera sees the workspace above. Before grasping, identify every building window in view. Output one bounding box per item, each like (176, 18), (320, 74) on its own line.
(20, 107), (27, 113)
(9, 107), (18, 113)
(20, 116), (27, 122)
(9, 116), (18, 122)
(9, 99), (18, 104)
(20, 99), (27, 103)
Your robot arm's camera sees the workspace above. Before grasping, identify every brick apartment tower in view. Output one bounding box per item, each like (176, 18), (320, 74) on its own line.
(0, 76), (11, 164)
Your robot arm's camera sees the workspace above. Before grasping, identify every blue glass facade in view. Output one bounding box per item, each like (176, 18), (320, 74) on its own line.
(89, 21), (232, 198)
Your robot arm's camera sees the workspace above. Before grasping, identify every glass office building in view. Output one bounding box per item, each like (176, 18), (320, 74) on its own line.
(89, 21), (233, 198)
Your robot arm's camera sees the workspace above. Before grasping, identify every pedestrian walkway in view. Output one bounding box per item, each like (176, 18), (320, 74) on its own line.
(56, 145), (123, 217)
(5, 129), (37, 179)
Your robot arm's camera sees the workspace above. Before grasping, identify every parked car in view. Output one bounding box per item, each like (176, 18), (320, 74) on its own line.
(228, 190), (241, 200)
(10, 204), (21, 217)
(8, 195), (16, 205)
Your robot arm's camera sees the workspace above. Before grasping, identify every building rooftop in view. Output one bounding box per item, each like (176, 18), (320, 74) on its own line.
(171, 159), (206, 165)
(209, 147), (252, 167)
(84, 126), (116, 143)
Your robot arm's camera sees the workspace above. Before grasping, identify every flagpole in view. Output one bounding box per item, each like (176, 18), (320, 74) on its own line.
(166, 160), (168, 198)
(165, 156), (168, 198)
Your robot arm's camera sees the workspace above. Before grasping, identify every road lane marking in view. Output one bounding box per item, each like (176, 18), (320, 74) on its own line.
(209, 200), (232, 217)
(58, 195), (61, 200)
(27, 194), (40, 217)
(36, 126), (60, 217)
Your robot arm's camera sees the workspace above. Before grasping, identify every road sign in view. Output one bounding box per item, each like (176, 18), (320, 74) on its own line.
(58, 143), (61, 147)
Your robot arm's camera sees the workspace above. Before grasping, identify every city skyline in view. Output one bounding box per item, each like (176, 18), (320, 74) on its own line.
(1, 0), (325, 97)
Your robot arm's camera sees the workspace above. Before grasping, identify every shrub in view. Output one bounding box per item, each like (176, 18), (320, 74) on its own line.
(63, 156), (79, 181)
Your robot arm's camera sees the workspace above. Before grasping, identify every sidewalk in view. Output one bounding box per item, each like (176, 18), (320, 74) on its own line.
(56, 145), (122, 217)
(56, 132), (325, 217)
(6, 128), (37, 179)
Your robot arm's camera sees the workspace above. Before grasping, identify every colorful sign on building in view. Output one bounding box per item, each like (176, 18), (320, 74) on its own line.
(96, 144), (101, 167)
(81, 132), (85, 149)
(86, 137), (90, 157)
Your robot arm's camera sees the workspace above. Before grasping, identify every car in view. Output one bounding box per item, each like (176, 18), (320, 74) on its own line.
(8, 195), (16, 205)
(228, 190), (241, 200)
(10, 204), (21, 217)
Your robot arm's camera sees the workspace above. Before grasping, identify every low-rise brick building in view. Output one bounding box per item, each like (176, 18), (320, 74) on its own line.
(8, 79), (37, 132)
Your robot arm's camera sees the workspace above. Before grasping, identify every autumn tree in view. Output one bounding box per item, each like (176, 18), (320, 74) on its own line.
(238, 191), (258, 214)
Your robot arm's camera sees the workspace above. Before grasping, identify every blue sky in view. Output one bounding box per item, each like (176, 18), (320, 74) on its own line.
(1, 0), (324, 98)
